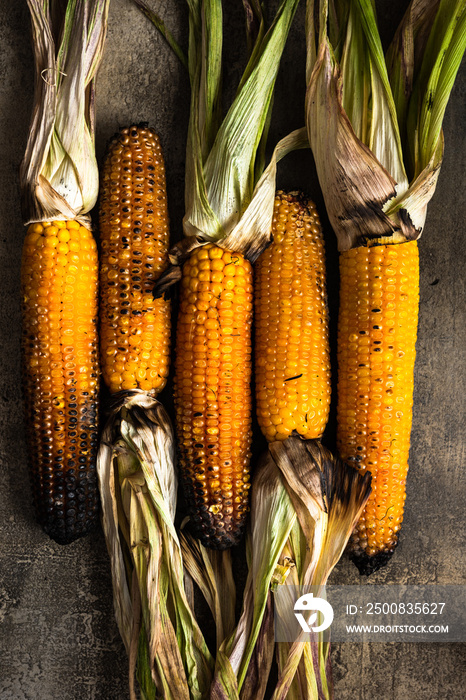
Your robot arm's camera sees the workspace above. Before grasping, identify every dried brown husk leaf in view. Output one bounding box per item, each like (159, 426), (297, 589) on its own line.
(209, 452), (298, 698)
(268, 438), (372, 700)
(180, 531), (236, 650)
(209, 437), (371, 699)
(153, 128), (309, 297)
(305, 40), (417, 251)
(21, 0), (110, 225)
(305, 0), (466, 251)
(97, 392), (212, 700)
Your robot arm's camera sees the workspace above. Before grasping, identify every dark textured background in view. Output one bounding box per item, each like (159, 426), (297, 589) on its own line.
(0, 1), (465, 698)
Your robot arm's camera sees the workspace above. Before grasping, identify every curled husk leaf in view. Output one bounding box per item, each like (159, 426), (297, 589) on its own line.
(141, 0), (305, 296)
(153, 128), (309, 297)
(21, 0), (110, 225)
(210, 437), (371, 699)
(97, 392), (212, 700)
(305, 0), (466, 251)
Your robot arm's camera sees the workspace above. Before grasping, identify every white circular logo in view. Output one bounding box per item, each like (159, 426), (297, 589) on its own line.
(294, 593), (334, 633)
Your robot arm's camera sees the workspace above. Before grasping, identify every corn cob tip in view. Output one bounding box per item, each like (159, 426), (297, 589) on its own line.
(110, 122), (156, 144)
(182, 490), (247, 550)
(39, 497), (99, 546)
(350, 546), (397, 576)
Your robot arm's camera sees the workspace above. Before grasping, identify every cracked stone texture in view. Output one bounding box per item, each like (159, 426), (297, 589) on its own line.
(0, 1), (464, 699)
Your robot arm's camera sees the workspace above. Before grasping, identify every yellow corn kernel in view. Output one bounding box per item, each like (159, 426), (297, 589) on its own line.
(99, 125), (171, 394)
(174, 243), (253, 549)
(338, 241), (419, 566)
(21, 220), (99, 544)
(254, 191), (331, 442)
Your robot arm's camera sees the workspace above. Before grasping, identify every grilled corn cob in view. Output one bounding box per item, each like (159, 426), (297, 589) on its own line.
(143, 0), (300, 550)
(255, 191), (330, 442)
(305, 0), (466, 574)
(21, 219), (99, 543)
(99, 125), (171, 395)
(174, 244), (253, 549)
(340, 241), (419, 568)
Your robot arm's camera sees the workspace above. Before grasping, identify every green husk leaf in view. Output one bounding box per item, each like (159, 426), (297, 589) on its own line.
(239, 591), (276, 700)
(97, 393), (213, 700)
(21, 0), (110, 224)
(133, 0), (188, 68)
(385, 0), (440, 141)
(407, 0), (466, 178)
(151, 127), (309, 295)
(178, 0), (301, 259)
(209, 645), (240, 700)
(339, 0), (408, 188)
(241, 1), (272, 184)
(305, 23), (408, 250)
(305, 0), (466, 250)
(210, 453), (297, 696)
(220, 127), (309, 262)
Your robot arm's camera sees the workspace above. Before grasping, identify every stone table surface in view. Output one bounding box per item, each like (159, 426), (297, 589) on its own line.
(0, 1), (464, 699)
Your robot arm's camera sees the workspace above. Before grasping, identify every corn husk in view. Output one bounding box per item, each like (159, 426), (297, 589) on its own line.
(209, 437), (372, 699)
(305, 0), (466, 251)
(137, 0), (306, 296)
(180, 531), (236, 651)
(20, 0), (110, 225)
(97, 393), (213, 700)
